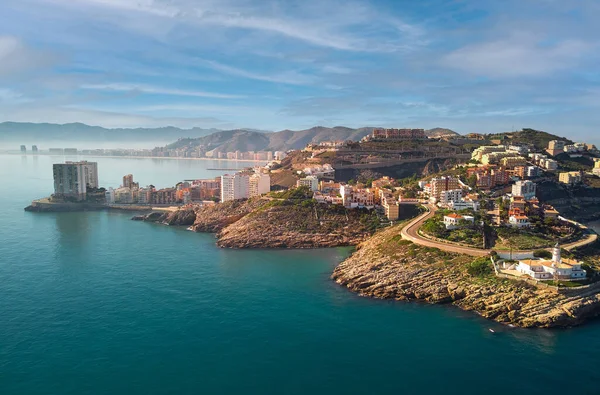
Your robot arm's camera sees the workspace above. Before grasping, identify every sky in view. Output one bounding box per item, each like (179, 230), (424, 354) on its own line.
(0, 0), (599, 141)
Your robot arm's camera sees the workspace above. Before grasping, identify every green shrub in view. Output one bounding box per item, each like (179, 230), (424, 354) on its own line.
(467, 257), (493, 277)
(533, 249), (552, 259)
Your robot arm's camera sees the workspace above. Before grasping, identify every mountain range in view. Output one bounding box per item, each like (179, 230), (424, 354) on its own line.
(168, 126), (459, 152)
(0, 122), (458, 152)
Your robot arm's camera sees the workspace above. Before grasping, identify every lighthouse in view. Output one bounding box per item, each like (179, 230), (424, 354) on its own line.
(552, 243), (561, 264)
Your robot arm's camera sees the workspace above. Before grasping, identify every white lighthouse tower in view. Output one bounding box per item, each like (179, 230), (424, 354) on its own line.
(552, 243), (561, 264)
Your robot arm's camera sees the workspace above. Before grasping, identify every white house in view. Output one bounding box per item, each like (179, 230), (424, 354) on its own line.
(516, 244), (586, 280)
(509, 215), (531, 228)
(443, 214), (475, 230)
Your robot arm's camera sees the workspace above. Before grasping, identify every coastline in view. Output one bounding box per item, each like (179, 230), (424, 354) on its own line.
(3, 151), (267, 164)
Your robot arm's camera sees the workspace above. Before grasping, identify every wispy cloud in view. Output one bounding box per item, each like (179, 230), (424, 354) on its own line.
(442, 32), (592, 77)
(197, 59), (315, 85)
(80, 83), (245, 99)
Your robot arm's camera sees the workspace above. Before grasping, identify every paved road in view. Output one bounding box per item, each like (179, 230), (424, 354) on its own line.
(400, 204), (598, 257)
(401, 205), (490, 257)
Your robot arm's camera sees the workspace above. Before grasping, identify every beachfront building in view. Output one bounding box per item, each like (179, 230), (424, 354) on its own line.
(443, 214), (474, 230)
(221, 173), (250, 202)
(517, 244), (586, 280)
(52, 161), (98, 201)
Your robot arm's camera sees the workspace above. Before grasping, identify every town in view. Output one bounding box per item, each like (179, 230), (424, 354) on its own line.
(42, 127), (600, 286)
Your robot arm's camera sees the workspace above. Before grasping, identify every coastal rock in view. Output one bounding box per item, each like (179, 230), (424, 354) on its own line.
(332, 225), (600, 328)
(132, 209), (197, 226)
(215, 203), (373, 249)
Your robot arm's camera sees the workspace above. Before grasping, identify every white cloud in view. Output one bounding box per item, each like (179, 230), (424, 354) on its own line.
(80, 83), (245, 99)
(443, 33), (591, 77)
(0, 35), (58, 77)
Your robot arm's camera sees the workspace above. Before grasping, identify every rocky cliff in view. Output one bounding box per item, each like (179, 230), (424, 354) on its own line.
(332, 224), (600, 328)
(133, 198), (377, 249)
(216, 203), (373, 248)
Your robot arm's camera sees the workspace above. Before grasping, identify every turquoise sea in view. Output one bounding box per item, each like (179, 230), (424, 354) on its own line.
(1, 154), (600, 395)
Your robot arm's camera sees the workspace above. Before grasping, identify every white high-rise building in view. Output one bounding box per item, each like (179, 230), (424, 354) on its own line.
(220, 173), (250, 202)
(249, 173), (270, 197)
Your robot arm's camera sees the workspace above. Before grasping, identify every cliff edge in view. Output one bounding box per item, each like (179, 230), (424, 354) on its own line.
(332, 224), (600, 328)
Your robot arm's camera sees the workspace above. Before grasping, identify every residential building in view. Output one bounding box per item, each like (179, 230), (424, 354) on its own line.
(380, 192), (399, 221)
(64, 148), (78, 155)
(471, 146), (506, 162)
(154, 188), (177, 205)
(340, 185), (374, 208)
(63, 161), (98, 188)
(509, 215), (531, 228)
(221, 173), (250, 202)
(191, 178), (221, 201)
(123, 174), (135, 189)
(594, 159), (600, 176)
(517, 244), (586, 280)
(430, 176), (460, 200)
(52, 162), (87, 201)
(297, 176), (319, 192)
(439, 189), (463, 206)
(512, 180), (537, 200)
(559, 171), (582, 185)
(371, 128), (426, 140)
(20, 145), (26, 152)
(447, 200), (480, 211)
(249, 172), (271, 197)
(443, 214), (474, 230)
(32, 145), (38, 152)
(500, 156), (527, 168)
(547, 140), (565, 156)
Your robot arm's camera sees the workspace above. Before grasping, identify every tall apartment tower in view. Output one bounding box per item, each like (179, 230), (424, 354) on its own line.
(249, 173), (271, 197)
(220, 173), (250, 202)
(32, 145), (38, 153)
(53, 163), (88, 201)
(20, 145), (26, 153)
(123, 174), (134, 188)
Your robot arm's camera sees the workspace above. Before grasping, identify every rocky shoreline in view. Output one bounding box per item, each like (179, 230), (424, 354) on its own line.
(332, 224), (600, 328)
(133, 198), (376, 249)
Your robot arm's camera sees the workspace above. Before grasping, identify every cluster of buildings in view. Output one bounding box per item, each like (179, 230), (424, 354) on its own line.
(366, 128), (427, 141)
(471, 145), (528, 165)
(528, 153), (558, 170)
(546, 140), (594, 156)
(300, 164), (335, 179)
(311, 177), (401, 220)
(104, 169), (272, 205)
(421, 176), (479, 211)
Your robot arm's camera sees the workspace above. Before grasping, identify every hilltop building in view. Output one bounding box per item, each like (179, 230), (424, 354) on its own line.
(547, 140), (565, 156)
(371, 128), (426, 140)
(559, 171), (582, 185)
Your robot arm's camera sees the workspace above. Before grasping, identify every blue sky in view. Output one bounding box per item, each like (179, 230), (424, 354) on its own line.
(0, 0), (599, 141)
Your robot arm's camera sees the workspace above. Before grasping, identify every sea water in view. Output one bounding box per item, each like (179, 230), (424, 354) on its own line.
(1, 154), (600, 395)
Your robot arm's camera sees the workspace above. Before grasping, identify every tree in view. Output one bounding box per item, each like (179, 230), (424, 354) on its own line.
(467, 174), (478, 188)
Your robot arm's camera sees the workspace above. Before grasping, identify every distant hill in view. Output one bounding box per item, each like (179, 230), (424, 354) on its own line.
(486, 128), (573, 151)
(171, 126), (377, 153)
(425, 128), (459, 138)
(0, 122), (225, 143)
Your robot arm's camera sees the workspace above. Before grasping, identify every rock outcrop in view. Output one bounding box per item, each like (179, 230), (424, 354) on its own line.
(216, 204), (372, 248)
(332, 224), (600, 328)
(134, 208), (197, 226)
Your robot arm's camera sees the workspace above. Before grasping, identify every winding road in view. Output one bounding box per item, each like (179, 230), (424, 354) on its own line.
(400, 204), (598, 257)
